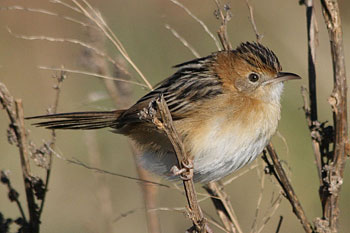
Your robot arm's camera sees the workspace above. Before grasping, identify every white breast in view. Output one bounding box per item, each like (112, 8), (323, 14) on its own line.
(191, 114), (276, 182)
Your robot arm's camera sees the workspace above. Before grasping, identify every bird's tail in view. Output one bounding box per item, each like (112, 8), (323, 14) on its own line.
(26, 110), (123, 130)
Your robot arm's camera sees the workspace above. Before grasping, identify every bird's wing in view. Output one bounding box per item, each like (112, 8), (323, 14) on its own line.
(116, 55), (223, 127)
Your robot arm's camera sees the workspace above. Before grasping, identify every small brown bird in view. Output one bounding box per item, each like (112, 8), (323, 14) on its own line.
(28, 42), (300, 183)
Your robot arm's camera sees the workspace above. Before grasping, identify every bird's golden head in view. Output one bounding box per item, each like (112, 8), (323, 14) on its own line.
(213, 42), (300, 102)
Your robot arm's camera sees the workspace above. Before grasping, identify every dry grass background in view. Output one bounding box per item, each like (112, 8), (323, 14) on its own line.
(0, 0), (349, 232)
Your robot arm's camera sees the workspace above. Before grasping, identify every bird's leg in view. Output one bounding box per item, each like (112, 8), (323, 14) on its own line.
(171, 159), (194, 180)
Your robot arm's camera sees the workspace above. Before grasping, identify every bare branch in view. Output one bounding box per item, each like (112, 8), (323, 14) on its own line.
(71, 0), (153, 89)
(320, 0), (348, 230)
(0, 5), (96, 29)
(263, 143), (313, 233)
(140, 96), (211, 232)
(165, 24), (201, 58)
(38, 66), (148, 88)
(0, 83), (39, 232)
(245, 0), (263, 42)
(169, 0), (221, 50)
(203, 182), (243, 233)
(67, 158), (170, 188)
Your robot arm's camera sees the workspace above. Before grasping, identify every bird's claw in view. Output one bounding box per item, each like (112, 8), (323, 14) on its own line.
(170, 159), (194, 181)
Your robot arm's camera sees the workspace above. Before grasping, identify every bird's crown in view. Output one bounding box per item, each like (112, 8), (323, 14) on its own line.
(235, 42), (282, 74)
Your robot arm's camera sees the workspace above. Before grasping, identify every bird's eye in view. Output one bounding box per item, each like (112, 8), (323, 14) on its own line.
(248, 73), (260, 83)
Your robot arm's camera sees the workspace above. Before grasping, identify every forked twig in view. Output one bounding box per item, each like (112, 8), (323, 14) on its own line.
(263, 143), (313, 233)
(139, 96), (211, 232)
(214, 0), (232, 51)
(203, 182), (243, 233)
(0, 83), (39, 232)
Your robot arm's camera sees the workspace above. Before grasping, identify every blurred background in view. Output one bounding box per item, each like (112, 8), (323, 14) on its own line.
(0, 0), (349, 232)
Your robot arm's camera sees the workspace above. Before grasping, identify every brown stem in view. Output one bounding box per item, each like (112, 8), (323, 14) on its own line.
(245, 0), (263, 42)
(264, 143), (314, 233)
(141, 96), (210, 232)
(320, 0), (348, 231)
(300, 0), (324, 186)
(203, 182), (243, 233)
(214, 0), (232, 51)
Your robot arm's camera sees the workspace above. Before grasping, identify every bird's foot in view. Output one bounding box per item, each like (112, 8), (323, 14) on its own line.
(170, 159), (194, 181)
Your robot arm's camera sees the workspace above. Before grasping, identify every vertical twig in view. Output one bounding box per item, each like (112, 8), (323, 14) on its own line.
(0, 83), (41, 233)
(245, 0), (263, 42)
(320, 0), (348, 231)
(38, 70), (65, 219)
(15, 100), (39, 233)
(140, 96), (211, 232)
(300, 0), (323, 187)
(203, 182), (243, 233)
(263, 143), (314, 233)
(214, 0), (232, 51)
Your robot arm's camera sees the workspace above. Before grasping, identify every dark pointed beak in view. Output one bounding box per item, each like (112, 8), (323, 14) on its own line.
(263, 72), (301, 85)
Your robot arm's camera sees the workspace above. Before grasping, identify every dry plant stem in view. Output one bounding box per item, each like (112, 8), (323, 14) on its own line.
(165, 24), (201, 58)
(245, 0), (263, 42)
(0, 5), (96, 29)
(265, 143), (313, 233)
(38, 71), (64, 219)
(71, 0), (152, 90)
(169, 0), (221, 50)
(250, 162), (265, 233)
(16, 101), (39, 233)
(256, 196), (283, 233)
(0, 84), (39, 233)
(38, 66), (147, 88)
(275, 216), (283, 233)
(203, 182), (243, 233)
(214, 0), (232, 51)
(320, 0), (348, 230)
(301, 0), (323, 186)
(150, 96), (209, 232)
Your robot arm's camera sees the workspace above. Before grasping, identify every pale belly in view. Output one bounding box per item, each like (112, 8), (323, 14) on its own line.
(139, 114), (278, 183)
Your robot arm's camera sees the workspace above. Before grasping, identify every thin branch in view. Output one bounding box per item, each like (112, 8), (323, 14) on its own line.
(214, 0), (232, 51)
(203, 182), (243, 233)
(275, 216), (284, 233)
(256, 195), (283, 233)
(66, 158), (170, 188)
(37, 70), (65, 219)
(165, 24), (201, 58)
(300, 0), (323, 186)
(0, 82), (40, 232)
(7, 27), (131, 77)
(245, 0), (263, 42)
(38, 66), (148, 88)
(264, 143), (313, 233)
(169, 0), (221, 50)
(50, 0), (82, 14)
(71, 0), (153, 89)
(0, 5), (96, 29)
(139, 96), (211, 232)
(250, 161), (265, 233)
(301, 86), (323, 185)
(222, 163), (258, 186)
